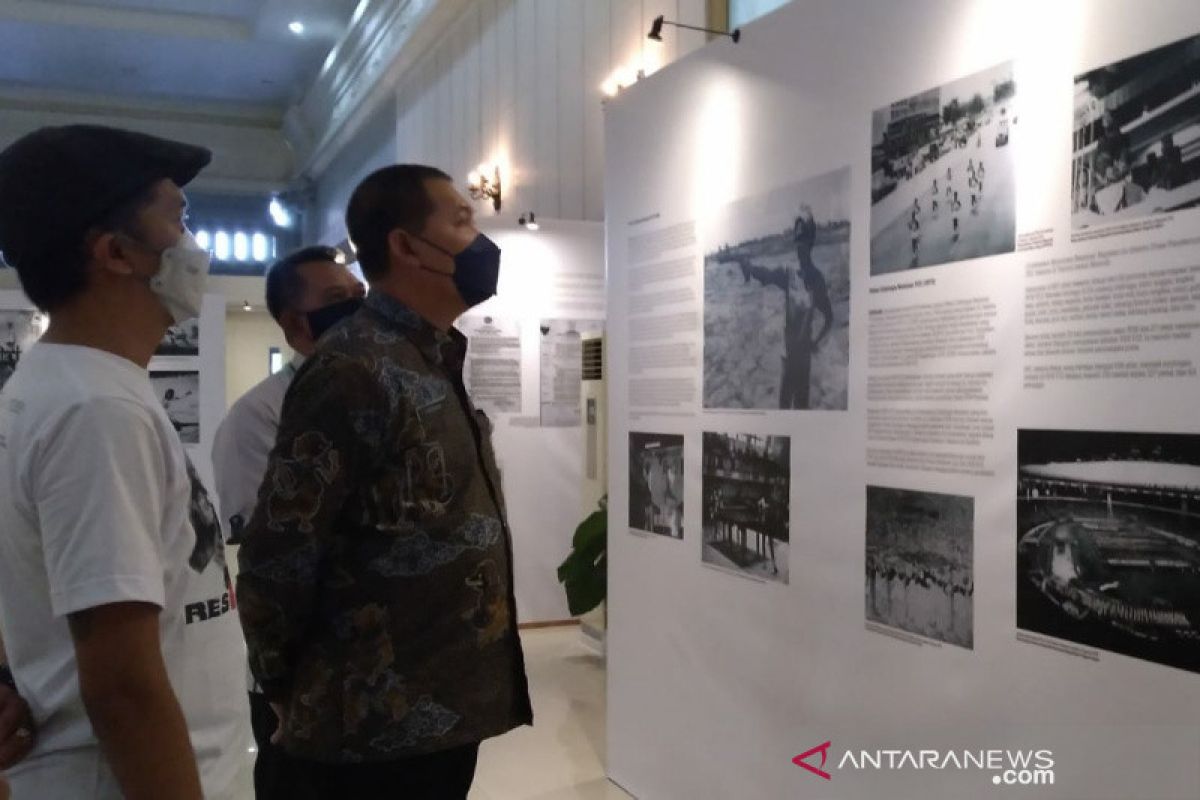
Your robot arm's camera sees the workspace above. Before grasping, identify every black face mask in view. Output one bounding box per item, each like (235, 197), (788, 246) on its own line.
(305, 296), (363, 340)
(415, 232), (502, 308)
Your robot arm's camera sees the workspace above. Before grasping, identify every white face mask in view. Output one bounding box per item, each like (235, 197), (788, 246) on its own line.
(149, 230), (210, 324)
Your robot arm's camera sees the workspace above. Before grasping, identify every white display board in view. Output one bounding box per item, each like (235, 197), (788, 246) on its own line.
(604, 1), (1200, 798)
(153, 294), (226, 495)
(470, 219), (606, 623)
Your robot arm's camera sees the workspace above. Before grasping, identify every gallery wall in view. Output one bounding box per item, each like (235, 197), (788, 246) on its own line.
(391, 0), (707, 223)
(307, 95), (399, 247)
(224, 309), (290, 409)
(468, 217), (607, 623)
(604, 0), (1200, 797)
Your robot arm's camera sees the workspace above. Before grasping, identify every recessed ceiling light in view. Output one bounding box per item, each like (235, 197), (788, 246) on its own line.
(288, 20), (305, 35)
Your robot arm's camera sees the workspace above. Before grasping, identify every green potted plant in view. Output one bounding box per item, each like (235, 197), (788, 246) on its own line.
(557, 497), (607, 616)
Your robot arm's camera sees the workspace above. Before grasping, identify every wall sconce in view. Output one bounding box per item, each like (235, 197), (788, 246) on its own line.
(518, 212), (539, 231)
(467, 163), (502, 211)
(648, 14), (741, 43)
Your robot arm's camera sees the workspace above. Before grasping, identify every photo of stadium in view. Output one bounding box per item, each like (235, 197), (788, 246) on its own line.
(1017, 429), (1200, 674)
(1072, 32), (1200, 229)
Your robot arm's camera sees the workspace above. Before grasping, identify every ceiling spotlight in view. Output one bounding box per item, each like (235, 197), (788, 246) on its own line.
(242, 300), (253, 312)
(269, 197), (293, 228)
(647, 14), (741, 44)
(288, 20), (305, 35)
(518, 212), (539, 231)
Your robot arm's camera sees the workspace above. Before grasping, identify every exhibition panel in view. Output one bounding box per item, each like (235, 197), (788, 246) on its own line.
(604, 1), (1200, 797)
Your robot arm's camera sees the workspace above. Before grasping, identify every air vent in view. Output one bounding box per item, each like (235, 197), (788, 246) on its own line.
(582, 337), (603, 381)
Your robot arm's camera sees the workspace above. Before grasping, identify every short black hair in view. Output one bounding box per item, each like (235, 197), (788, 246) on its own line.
(264, 245), (341, 321)
(345, 164), (452, 280)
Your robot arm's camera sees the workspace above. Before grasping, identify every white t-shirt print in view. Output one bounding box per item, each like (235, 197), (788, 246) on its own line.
(0, 343), (248, 799)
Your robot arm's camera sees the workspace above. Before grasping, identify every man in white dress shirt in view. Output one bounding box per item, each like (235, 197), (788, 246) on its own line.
(212, 245), (363, 800)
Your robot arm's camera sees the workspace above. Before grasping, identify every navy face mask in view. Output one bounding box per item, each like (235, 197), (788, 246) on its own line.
(416, 232), (502, 309)
(305, 296), (363, 340)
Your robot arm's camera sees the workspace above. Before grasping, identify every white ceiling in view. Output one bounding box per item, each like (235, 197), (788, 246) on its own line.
(0, 0), (361, 112)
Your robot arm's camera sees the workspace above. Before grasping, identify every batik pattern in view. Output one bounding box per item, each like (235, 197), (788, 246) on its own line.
(369, 514), (502, 577)
(237, 292), (531, 762)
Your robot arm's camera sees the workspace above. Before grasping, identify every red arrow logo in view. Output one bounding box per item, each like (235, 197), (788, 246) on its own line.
(793, 741), (833, 780)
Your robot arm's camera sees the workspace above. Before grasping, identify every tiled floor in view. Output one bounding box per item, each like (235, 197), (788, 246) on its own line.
(231, 626), (631, 799)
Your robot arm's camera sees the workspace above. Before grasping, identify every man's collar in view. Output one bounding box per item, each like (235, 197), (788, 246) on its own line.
(364, 291), (429, 332)
(282, 353), (305, 379)
(363, 291), (466, 365)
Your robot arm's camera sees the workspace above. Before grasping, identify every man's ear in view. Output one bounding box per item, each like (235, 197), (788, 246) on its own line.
(279, 307), (310, 344)
(87, 231), (138, 277)
(387, 228), (420, 270)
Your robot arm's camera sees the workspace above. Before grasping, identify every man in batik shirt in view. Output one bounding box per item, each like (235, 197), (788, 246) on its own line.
(237, 165), (531, 800)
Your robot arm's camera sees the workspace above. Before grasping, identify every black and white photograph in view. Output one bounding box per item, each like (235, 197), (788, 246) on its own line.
(151, 370), (201, 444)
(865, 485), (974, 649)
(1018, 429), (1200, 674)
(701, 433), (789, 583)
(703, 166), (850, 410)
(1072, 33), (1200, 229)
(0, 310), (43, 391)
(156, 319), (200, 357)
(870, 61), (1016, 274)
(629, 432), (684, 539)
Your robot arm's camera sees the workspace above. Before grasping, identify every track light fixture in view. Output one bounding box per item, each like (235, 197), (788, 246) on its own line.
(467, 163), (502, 212)
(518, 212), (539, 231)
(647, 14), (741, 44)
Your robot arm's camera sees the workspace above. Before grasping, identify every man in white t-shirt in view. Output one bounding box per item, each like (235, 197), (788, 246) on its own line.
(213, 245), (363, 800)
(0, 125), (248, 799)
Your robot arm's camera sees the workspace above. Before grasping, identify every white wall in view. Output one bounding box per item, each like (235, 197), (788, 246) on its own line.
(308, 96), (399, 246)
(302, 0), (709, 233)
(604, 1), (1200, 798)
(306, 0), (717, 239)
(393, 0), (707, 223)
(224, 309), (290, 409)
(471, 217), (607, 623)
